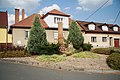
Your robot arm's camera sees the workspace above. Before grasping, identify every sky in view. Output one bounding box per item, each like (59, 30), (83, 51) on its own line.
(0, 0), (120, 27)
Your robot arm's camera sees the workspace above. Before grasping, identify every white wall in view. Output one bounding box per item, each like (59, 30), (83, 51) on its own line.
(83, 33), (120, 48)
(44, 15), (69, 29)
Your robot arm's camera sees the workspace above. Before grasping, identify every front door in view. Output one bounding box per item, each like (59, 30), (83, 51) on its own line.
(114, 39), (119, 47)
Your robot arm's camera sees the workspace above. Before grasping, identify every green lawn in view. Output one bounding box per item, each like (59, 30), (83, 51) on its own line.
(36, 54), (66, 62)
(72, 51), (100, 58)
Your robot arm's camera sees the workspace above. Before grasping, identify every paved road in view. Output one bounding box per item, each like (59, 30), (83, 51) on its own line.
(0, 61), (120, 80)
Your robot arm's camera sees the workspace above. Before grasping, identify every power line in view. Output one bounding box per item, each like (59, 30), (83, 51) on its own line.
(85, 0), (109, 20)
(113, 9), (120, 24)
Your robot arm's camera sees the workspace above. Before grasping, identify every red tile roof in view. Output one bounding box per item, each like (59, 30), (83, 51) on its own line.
(0, 11), (8, 27)
(42, 9), (70, 19)
(76, 20), (120, 34)
(11, 14), (48, 28)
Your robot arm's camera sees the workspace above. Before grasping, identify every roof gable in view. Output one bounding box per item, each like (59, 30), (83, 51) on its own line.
(42, 9), (70, 19)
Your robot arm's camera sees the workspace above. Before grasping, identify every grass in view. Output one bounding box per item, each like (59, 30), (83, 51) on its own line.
(72, 51), (100, 58)
(36, 54), (66, 62)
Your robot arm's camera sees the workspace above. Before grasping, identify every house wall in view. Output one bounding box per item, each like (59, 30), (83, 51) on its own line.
(83, 33), (120, 48)
(12, 28), (28, 46)
(44, 15), (69, 29)
(0, 28), (12, 43)
(46, 30), (69, 44)
(12, 28), (69, 46)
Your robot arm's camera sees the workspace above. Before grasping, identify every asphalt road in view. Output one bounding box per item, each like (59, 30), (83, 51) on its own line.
(0, 61), (120, 80)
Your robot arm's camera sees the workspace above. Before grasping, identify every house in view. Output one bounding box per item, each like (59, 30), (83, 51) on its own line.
(9, 9), (120, 48)
(77, 21), (120, 48)
(0, 11), (12, 48)
(9, 9), (70, 46)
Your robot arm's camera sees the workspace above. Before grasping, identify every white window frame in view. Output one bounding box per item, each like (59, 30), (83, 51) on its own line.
(113, 27), (118, 31)
(91, 37), (97, 42)
(54, 17), (63, 24)
(88, 24), (95, 30)
(102, 25), (108, 31)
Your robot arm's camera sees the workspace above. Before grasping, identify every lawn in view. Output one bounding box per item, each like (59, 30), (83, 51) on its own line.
(36, 54), (67, 62)
(71, 51), (100, 58)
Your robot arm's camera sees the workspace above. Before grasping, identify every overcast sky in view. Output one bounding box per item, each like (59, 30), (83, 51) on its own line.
(0, 0), (120, 26)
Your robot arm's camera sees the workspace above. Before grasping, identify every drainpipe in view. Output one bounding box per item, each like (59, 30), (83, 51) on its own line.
(6, 11), (8, 50)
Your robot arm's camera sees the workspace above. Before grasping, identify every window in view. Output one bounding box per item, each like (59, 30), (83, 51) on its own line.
(91, 37), (97, 42)
(53, 31), (65, 40)
(113, 27), (118, 31)
(54, 17), (56, 23)
(54, 17), (63, 24)
(102, 25), (108, 31)
(54, 31), (58, 39)
(102, 37), (107, 42)
(88, 24), (95, 30)
(25, 30), (29, 39)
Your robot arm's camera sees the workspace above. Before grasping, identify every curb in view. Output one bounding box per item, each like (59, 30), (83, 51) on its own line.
(0, 58), (40, 66)
(84, 69), (120, 74)
(0, 58), (120, 74)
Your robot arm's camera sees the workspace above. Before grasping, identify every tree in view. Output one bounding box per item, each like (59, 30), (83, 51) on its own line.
(27, 16), (48, 54)
(68, 20), (84, 50)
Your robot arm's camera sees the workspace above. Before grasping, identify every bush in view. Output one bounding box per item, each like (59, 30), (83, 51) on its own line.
(91, 48), (112, 55)
(107, 53), (120, 70)
(72, 51), (99, 58)
(83, 43), (92, 51)
(0, 50), (30, 58)
(109, 47), (120, 53)
(38, 43), (60, 55)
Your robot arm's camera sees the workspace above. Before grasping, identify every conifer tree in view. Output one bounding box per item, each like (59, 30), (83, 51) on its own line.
(68, 20), (84, 50)
(27, 16), (48, 54)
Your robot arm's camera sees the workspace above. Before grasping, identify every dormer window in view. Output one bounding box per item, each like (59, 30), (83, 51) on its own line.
(54, 17), (63, 24)
(88, 24), (95, 30)
(113, 26), (118, 31)
(102, 25), (108, 31)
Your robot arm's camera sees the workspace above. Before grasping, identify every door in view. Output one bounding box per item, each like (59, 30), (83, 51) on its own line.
(114, 39), (119, 47)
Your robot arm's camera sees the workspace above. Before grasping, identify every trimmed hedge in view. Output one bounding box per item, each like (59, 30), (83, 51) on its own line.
(0, 50), (30, 58)
(91, 48), (112, 55)
(39, 43), (60, 55)
(107, 53), (120, 70)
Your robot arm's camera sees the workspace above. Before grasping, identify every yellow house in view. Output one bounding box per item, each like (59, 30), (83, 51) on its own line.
(0, 11), (12, 48)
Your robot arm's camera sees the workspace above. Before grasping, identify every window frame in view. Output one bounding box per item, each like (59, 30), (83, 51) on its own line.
(102, 25), (108, 31)
(25, 30), (29, 39)
(88, 24), (95, 30)
(91, 37), (97, 42)
(102, 37), (107, 42)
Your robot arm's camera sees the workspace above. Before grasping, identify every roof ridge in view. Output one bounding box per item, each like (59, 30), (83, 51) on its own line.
(11, 14), (41, 26)
(76, 20), (118, 26)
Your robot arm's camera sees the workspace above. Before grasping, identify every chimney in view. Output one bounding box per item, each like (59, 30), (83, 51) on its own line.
(22, 9), (25, 20)
(58, 22), (64, 44)
(15, 9), (19, 23)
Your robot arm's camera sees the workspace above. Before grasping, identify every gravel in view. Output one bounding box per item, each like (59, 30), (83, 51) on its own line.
(0, 54), (111, 71)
